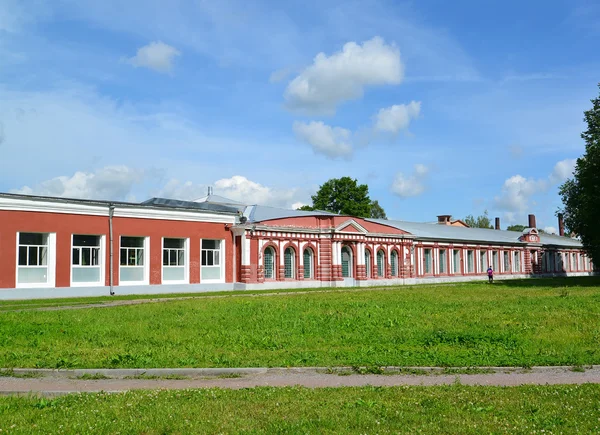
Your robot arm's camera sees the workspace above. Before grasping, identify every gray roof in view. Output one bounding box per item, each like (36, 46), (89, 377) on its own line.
(138, 197), (241, 214)
(368, 218), (583, 248)
(246, 205), (336, 223)
(193, 194), (246, 207)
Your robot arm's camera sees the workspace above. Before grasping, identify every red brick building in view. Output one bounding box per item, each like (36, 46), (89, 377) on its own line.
(0, 192), (594, 299)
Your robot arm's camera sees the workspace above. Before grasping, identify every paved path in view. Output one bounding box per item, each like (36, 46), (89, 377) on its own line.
(2, 366), (599, 396)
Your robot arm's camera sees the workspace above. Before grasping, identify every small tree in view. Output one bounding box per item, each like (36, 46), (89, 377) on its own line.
(506, 224), (526, 232)
(370, 200), (387, 219)
(464, 210), (493, 229)
(559, 83), (600, 264)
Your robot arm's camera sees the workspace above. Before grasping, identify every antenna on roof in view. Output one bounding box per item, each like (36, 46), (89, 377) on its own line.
(207, 186), (213, 196)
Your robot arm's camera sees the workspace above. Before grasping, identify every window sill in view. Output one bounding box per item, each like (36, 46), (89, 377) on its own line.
(162, 280), (190, 285)
(118, 281), (150, 286)
(71, 281), (104, 288)
(16, 282), (55, 289)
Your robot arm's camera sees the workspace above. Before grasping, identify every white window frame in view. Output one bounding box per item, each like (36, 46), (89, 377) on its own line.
(513, 251), (521, 273)
(15, 232), (56, 289)
(439, 249), (447, 274)
(71, 234), (105, 287)
(162, 237), (189, 284)
(119, 236), (150, 286)
(201, 239), (225, 283)
(284, 247), (296, 279)
(303, 248), (313, 279)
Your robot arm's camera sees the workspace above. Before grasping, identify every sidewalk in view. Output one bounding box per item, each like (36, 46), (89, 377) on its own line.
(2, 366), (599, 396)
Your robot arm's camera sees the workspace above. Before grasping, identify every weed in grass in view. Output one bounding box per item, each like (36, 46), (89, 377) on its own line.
(125, 374), (190, 380)
(76, 373), (110, 380)
(216, 373), (242, 379)
(442, 367), (496, 375)
(571, 365), (586, 372)
(559, 288), (570, 298)
(0, 369), (43, 379)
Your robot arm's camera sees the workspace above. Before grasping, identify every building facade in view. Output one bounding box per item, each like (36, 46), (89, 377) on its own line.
(0, 192), (595, 299)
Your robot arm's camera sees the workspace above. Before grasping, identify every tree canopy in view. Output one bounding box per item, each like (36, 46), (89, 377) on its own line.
(296, 177), (386, 219)
(464, 211), (493, 229)
(506, 224), (526, 232)
(559, 83), (600, 264)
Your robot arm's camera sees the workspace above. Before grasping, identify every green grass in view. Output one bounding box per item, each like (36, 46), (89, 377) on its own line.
(1, 277), (599, 369)
(0, 385), (599, 434)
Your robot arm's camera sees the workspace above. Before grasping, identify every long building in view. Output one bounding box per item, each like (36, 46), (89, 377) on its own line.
(0, 190), (594, 299)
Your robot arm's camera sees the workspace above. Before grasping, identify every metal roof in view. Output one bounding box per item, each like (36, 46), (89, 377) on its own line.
(193, 194), (246, 206)
(246, 205), (336, 222)
(368, 218), (583, 248)
(140, 197), (241, 214)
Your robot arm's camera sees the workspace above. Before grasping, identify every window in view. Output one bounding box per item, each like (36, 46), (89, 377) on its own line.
(120, 236), (147, 284)
(467, 250), (474, 273)
(264, 247), (275, 279)
(163, 238), (187, 283)
(391, 251), (398, 277)
(17, 232), (55, 286)
(480, 251), (488, 272)
(439, 250), (447, 274)
(202, 239), (224, 282)
(424, 248), (432, 274)
(284, 247), (295, 279)
(303, 248), (313, 279)
(365, 250), (371, 278)
(579, 254), (583, 270)
(492, 251), (499, 272)
(503, 252), (510, 273)
(513, 252), (521, 273)
(377, 250), (385, 277)
(341, 247), (352, 278)
(571, 253), (576, 271)
(72, 235), (102, 285)
(453, 250), (461, 274)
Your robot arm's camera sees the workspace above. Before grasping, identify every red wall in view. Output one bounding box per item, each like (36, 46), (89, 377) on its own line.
(0, 210), (233, 289)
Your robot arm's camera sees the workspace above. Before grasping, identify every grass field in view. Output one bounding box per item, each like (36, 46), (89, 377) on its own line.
(1, 277), (599, 369)
(1, 385), (599, 434)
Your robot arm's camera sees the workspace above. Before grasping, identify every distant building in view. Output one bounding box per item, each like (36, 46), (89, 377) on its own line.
(0, 190), (594, 300)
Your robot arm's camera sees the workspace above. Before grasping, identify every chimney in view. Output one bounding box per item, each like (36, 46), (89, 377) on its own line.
(528, 214), (537, 229)
(558, 213), (565, 237)
(207, 186), (213, 196)
(495, 217), (501, 230)
(437, 215), (452, 225)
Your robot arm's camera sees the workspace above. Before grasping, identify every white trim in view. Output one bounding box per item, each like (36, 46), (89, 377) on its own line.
(114, 208), (235, 224)
(118, 236), (150, 286)
(0, 197), (108, 217)
(70, 234), (105, 287)
(200, 238), (226, 284)
(15, 232), (56, 289)
(161, 237), (190, 285)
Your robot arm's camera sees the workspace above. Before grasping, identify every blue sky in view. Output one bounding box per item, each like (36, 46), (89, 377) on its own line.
(1, 0), (598, 231)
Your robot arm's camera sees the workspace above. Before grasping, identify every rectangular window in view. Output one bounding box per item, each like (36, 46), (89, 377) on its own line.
(72, 235), (102, 285)
(163, 238), (187, 283)
(467, 250), (474, 273)
(513, 252), (521, 273)
(17, 233), (54, 286)
(492, 251), (499, 272)
(479, 251), (488, 272)
(453, 250), (461, 274)
(201, 239), (224, 281)
(579, 254), (583, 270)
(571, 253), (576, 271)
(439, 249), (447, 274)
(503, 251), (510, 273)
(424, 248), (432, 274)
(120, 236), (147, 284)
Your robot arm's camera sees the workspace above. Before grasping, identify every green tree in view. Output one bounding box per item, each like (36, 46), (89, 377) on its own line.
(307, 177), (376, 217)
(559, 83), (600, 264)
(506, 224), (526, 232)
(370, 200), (387, 219)
(297, 205), (315, 211)
(464, 210), (493, 229)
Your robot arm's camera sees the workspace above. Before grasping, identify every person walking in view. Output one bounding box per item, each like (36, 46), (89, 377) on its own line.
(487, 266), (494, 283)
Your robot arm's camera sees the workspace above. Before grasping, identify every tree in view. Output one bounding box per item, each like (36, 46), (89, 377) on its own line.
(303, 177), (381, 218)
(506, 224), (526, 232)
(370, 200), (387, 219)
(297, 205), (315, 211)
(464, 210), (493, 229)
(559, 83), (600, 264)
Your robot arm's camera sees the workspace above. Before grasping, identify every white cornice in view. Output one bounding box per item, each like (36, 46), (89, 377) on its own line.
(0, 197), (109, 216)
(113, 207), (235, 224)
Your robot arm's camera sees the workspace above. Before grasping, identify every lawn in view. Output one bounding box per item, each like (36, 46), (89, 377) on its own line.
(1, 277), (599, 369)
(1, 385), (599, 434)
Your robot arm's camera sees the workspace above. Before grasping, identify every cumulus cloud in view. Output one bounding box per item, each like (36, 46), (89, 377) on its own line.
(550, 158), (576, 183)
(292, 121), (353, 159)
(125, 41), (181, 73)
(11, 166), (146, 200)
(391, 164), (429, 198)
(544, 226), (558, 235)
(374, 101), (421, 134)
(157, 175), (308, 209)
(284, 37), (404, 115)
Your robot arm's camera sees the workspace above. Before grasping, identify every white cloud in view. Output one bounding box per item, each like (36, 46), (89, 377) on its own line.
(157, 175), (308, 209)
(550, 158), (576, 183)
(543, 226), (557, 235)
(11, 166), (146, 200)
(292, 121), (353, 159)
(374, 101), (421, 134)
(493, 175), (548, 213)
(391, 164), (429, 198)
(269, 68), (292, 83)
(125, 41), (181, 73)
(0, 0), (51, 33)
(284, 37), (404, 115)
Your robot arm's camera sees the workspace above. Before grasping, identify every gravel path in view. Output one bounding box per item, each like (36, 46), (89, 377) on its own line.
(2, 366), (599, 396)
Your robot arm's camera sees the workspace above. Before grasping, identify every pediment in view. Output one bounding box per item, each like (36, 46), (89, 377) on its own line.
(335, 219), (368, 234)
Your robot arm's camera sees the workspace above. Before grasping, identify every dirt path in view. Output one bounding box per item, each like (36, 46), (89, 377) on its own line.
(2, 366), (599, 396)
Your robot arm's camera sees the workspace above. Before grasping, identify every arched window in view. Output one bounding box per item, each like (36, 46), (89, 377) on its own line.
(377, 250), (385, 278)
(303, 248), (313, 279)
(391, 251), (398, 277)
(365, 250), (371, 278)
(341, 246), (352, 278)
(264, 247), (275, 279)
(284, 247), (295, 279)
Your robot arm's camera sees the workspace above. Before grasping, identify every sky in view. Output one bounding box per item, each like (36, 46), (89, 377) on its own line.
(1, 0), (598, 233)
